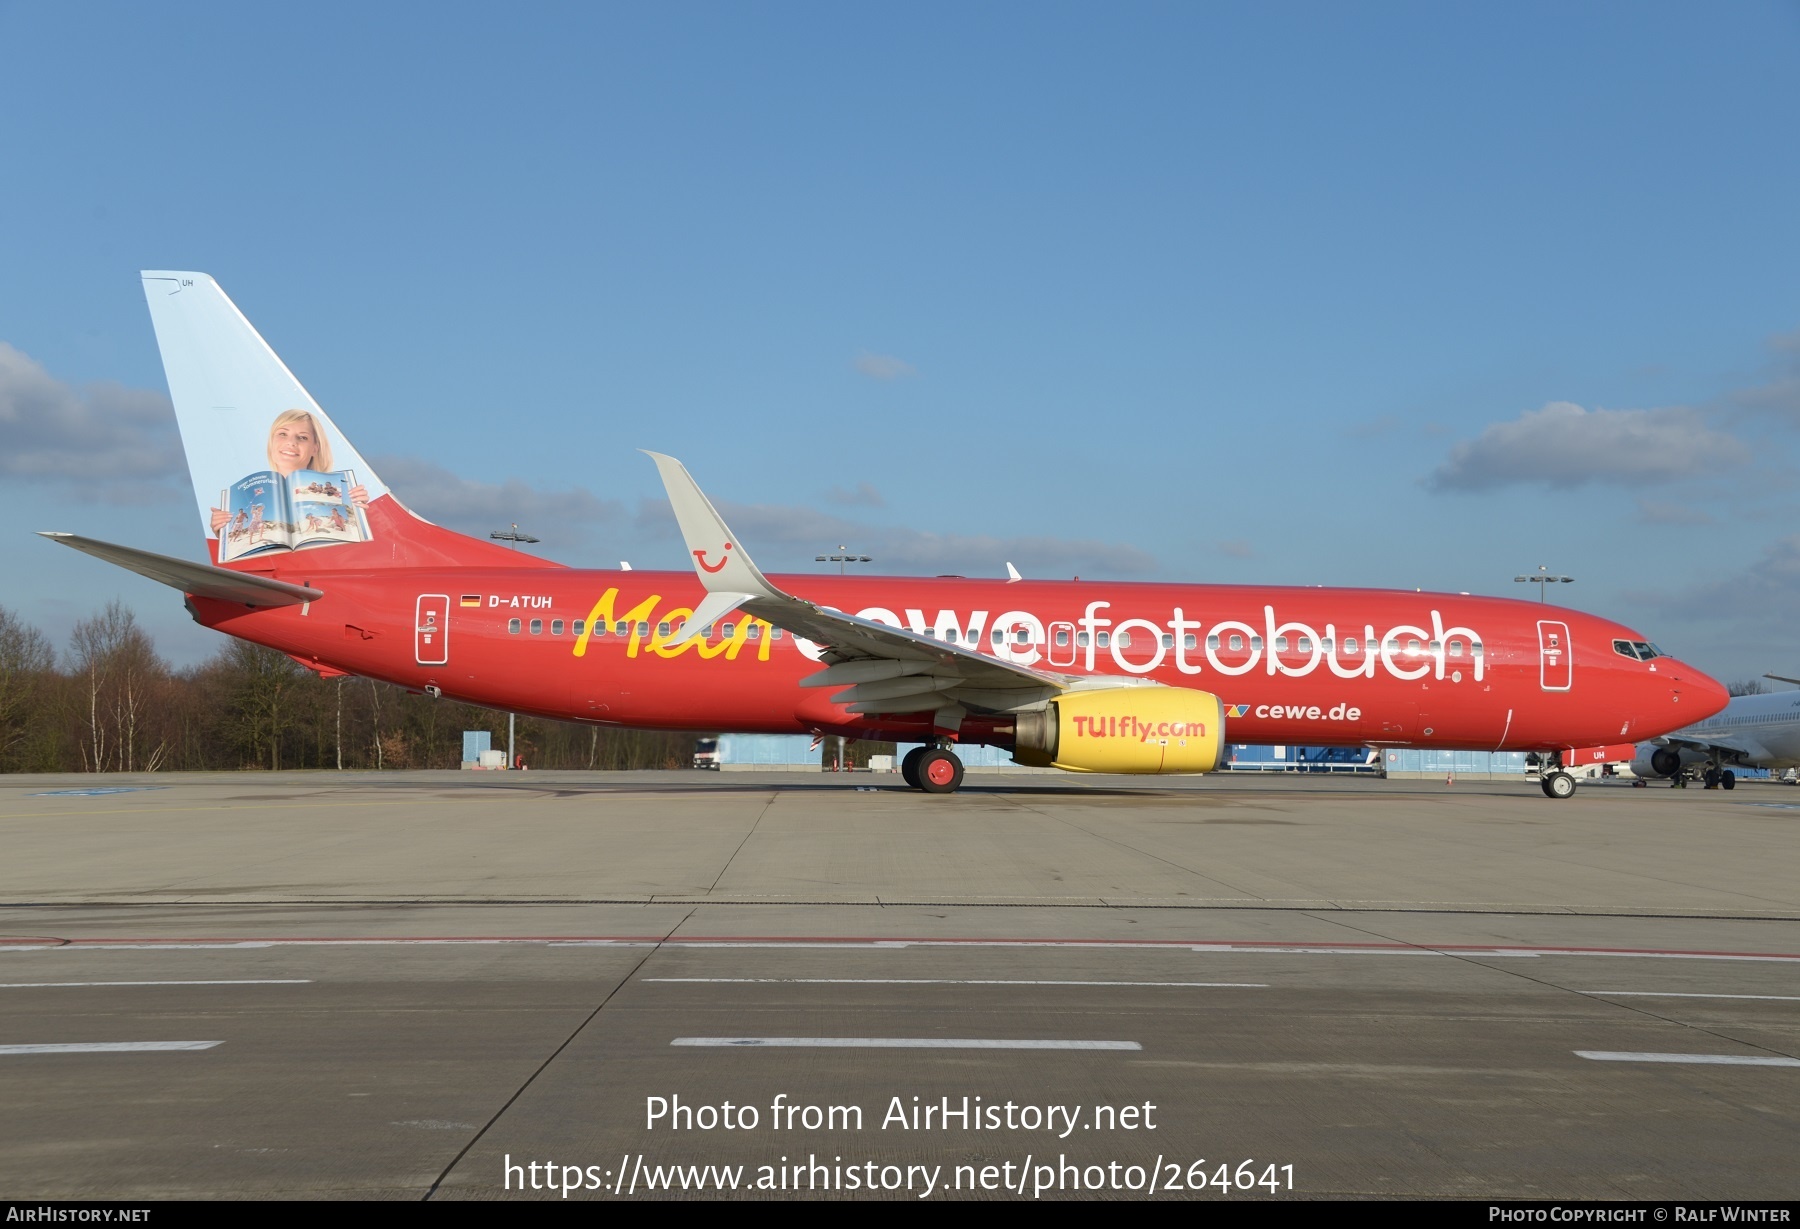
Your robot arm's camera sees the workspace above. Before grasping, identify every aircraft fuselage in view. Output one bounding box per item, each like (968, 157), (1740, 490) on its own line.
(197, 568), (1717, 755)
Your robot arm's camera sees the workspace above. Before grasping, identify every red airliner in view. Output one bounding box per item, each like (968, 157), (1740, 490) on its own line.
(43, 273), (1729, 797)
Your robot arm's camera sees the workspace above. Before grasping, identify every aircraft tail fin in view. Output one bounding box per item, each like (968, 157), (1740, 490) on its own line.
(139, 272), (550, 571)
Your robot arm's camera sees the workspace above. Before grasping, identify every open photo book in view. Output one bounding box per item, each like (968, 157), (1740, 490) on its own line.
(218, 468), (372, 562)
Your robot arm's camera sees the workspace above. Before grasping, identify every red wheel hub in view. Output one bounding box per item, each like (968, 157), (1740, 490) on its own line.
(925, 757), (957, 786)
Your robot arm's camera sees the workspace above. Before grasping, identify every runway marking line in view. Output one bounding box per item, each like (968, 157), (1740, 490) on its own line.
(0, 1041), (223, 1055)
(0, 980), (311, 989)
(25, 788), (167, 798)
(644, 978), (1267, 987)
(5, 936), (1800, 962)
(1576, 1051), (1800, 1067)
(0, 799), (437, 820)
(672, 1038), (1142, 1050)
(1577, 991), (1800, 1002)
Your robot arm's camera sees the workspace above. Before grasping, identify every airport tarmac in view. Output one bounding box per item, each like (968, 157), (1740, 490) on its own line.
(1, 769), (1796, 1201)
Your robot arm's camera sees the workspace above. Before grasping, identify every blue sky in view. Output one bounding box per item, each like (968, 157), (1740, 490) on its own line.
(2, 1), (1798, 684)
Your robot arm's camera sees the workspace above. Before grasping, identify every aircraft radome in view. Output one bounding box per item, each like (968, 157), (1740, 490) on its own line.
(1626, 678), (1800, 790)
(43, 272), (1731, 797)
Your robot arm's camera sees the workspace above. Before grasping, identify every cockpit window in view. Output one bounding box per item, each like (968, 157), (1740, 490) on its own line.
(1613, 639), (1664, 661)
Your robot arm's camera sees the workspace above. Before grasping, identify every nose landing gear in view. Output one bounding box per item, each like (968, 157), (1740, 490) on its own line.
(1541, 770), (1577, 799)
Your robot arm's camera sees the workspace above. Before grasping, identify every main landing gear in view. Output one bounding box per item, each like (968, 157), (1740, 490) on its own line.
(1541, 770), (1577, 799)
(901, 743), (965, 794)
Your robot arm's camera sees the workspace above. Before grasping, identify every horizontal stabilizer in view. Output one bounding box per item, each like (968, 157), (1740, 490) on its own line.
(40, 533), (323, 607)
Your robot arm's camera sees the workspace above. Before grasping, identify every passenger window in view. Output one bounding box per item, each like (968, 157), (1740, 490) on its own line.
(636, 621), (650, 637)
(1427, 639), (1440, 653)
(1055, 630), (1069, 647)
(747, 624), (762, 639)
(1250, 636), (1263, 650)
(1162, 634), (1174, 649)
(1111, 632), (1124, 648)
(719, 622), (735, 638)
(1015, 629), (1030, 645)
(1449, 640), (1464, 657)
(991, 628), (1004, 646)
(771, 627), (783, 639)
(614, 621), (628, 636)
(552, 619), (565, 635)
(946, 629), (959, 643)
(1298, 637), (1311, 652)
(1098, 632), (1111, 648)
(1077, 632), (1090, 647)
(1405, 638), (1421, 656)
(1275, 636), (1289, 651)
(1472, 641), (1484, 656)
(1386, 639), (1400, 652)
(1228, 634), (1243, 651)
(1321, 637), (1333, 652)
(530, 619), (543, 635)
(1344, 637), (1358, 654)
(508, 618), (521, 634)
(702, 624), (714, 638)
(657, 622), (671, 637)
(573, 620), (586, 636)
(1185, 634), (1197, 649)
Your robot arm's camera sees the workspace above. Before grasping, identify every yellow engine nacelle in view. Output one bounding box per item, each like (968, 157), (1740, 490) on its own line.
(1012, 686), (1225, 774)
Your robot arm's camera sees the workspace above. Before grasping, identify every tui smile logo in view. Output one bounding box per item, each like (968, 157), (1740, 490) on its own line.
(694, 543), (733, 573)
(1226, 704), (1250, 718)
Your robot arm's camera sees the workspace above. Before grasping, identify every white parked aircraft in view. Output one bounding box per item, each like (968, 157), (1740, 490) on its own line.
(1629, 677), (1800, 788)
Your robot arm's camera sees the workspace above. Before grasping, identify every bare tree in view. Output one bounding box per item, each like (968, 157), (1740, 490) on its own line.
(68, 601), (168, 773)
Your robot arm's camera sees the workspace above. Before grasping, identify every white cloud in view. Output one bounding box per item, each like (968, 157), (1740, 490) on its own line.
(853, 351), (917, 381)
(371, 455), (626, 548)
(635, 497), (1156, 577)
(1217, 539), (1254, 559)
(1634, 535), (1800, 670)
(826, 481), (886, 508)
(1734, 327), (1800, 419)
(1427, 401), (1749, 492)
(1635, 498), (1715, 527)
(0, 342), (183, 503)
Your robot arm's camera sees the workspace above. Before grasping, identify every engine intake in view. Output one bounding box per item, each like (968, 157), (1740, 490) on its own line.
(1013, 686), (1225, 774)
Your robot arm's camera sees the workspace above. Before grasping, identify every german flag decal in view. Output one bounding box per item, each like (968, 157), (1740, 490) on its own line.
(460, 595), (482, 608)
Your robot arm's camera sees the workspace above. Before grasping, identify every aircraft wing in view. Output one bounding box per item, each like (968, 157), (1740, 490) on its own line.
(40, 532), (323, 607)
(643, 452), (1108, 729)
(1650, 731), (1774, 766)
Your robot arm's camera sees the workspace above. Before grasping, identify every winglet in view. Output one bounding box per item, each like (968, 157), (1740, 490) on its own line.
(1006, 561), (1022, 582)
(643, 451), (789, 647)
(643, 451), (782, 599)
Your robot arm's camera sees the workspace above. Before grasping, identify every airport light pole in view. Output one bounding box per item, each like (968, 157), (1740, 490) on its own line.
(489, 524), (537, 767)
(813, 547), (871, 770)
(1514, 565), (1574, 603)
(816, 547), (873, 576)
(491, 524), (539, 551)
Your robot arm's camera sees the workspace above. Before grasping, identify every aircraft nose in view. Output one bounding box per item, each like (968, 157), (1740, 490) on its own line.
(1664, 659), (1729, 720)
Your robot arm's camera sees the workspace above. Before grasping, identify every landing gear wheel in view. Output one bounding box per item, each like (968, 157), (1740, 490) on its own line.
(1722, 770), (1736, 790)
(1541, 771), (1577, 800)
(917, 748), (964, 794)
(1703, 768), (1721, 789)
(900, 747), (927, 789)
